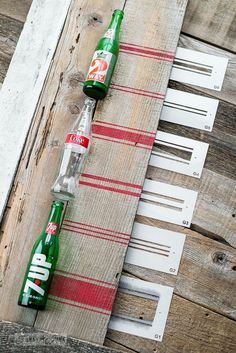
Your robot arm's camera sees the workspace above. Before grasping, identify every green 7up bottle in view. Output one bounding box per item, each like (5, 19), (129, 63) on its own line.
(18, 201), (63, 310)
(83, 9), (124, 100)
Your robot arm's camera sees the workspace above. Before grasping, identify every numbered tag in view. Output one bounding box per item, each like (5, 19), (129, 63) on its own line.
(171, 47), (228, 91)
(137, 179), (198, 227)
(125, 222), (185, 275)
(109, 276), (173, 342)
(161, 88), (219, 131)
(150, 130), (209, 178)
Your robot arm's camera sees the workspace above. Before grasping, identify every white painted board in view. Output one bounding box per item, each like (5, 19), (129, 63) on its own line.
(0, 0), (72, 221)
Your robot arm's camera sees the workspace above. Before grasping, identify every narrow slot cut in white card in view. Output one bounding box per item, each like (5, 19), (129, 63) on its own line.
(150, 130), (209, 178)
(171, 47), (228, 91)
(125, 222), (186, 275)
(109, 275), (173, 342)
(161, 88), (219, 131)
(137, 179), (198, 227)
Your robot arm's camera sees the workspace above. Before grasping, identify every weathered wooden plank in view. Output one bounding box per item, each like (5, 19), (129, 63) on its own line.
(0, 0), (187, 345)
(183, 0), (236, 52)
(34, 0), (187, 343)
(124, 219), (236, 319)
(0, 0), (124, 326)
(0, 0), (32, 23)
(177, 34), (236, 104)
(0, 0), (72, 222)
(0, 13), (23, 83)
(106, 289), (236, 353)
(146, 167), (236, 247)
(0, 321), (121, 353)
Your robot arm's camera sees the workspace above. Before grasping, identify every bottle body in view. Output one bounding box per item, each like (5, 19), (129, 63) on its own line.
(83, 9), (124, 100)
(51, 98), (95, 201)
(18, 201), (63, 310)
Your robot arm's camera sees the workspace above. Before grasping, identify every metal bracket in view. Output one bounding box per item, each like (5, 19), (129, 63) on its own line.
(137, 179), (198, 227)
(171, 47), (228, 91)
(125, 222), (186, 275)
(161, 88), (219, 131)
(109, 275), (173, 342)
(149, 130), (209, 178)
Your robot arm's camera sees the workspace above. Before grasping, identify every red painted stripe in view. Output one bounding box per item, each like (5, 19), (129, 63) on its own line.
(61, 227), (129, 246)
(64, 219), (129, 236)
(50, 275), (117, 311)
(94, 120), (156, 135)
(79, 180), (141, 197)
(120, 48), (173, 62)
(56, 269), (116, 287)
(120, 44), (174, 60)
(110, 85), (165, 100)
(92, 135), (153, 150)
(49, 298), (110, 316)
(120, 41), (174, 54)
(92, 124), (155, 146)
(110, 83), (165, 97)
(62, 223), (130, 241)
(81, 173), (142, 189)
(120, 44), (174, 61)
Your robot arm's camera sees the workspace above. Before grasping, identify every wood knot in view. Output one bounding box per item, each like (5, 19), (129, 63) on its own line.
(88, 13), (103, 26)
(212, 251), (227, 264)
(68, 104), (81, 115)
(68, 72), (84, 88)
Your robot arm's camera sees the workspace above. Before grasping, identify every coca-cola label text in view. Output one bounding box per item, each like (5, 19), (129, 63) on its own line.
(65, 133), (89, 148)
(86, 50), (113, 84)
(46, 221), (58, 235)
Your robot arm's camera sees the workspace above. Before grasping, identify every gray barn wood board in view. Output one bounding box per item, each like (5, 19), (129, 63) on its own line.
(183, 0), (236, 52)
(0, 321), (122, 353)
(0, 0), (188, 346)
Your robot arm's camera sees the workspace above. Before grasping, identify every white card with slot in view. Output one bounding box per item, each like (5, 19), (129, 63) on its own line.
(109, 276), (173, 342)
(150, 130), (209, 178)
(171, 47), (228, 91)
(125, 222), (185, 275)
(137, 179), (198, 227)
(161, 88), (219, 131)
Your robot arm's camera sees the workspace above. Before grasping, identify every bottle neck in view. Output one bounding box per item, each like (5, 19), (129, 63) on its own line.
(43, 201), (64, 235)
(73, 98), (95, 135)
(105, 10), (123, 40)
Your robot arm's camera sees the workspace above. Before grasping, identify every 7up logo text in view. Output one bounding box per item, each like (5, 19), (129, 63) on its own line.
(24, 254), (52, 296)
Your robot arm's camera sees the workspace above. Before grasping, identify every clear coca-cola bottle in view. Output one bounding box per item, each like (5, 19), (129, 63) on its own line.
(51, 97), (96, 201)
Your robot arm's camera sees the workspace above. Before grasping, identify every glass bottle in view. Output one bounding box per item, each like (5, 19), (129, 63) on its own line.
(83, 9), (124, 100)
(18, 201), (63, 310)
(51, 97), (95, 201)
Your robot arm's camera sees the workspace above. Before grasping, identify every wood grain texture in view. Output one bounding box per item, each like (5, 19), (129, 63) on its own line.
(0, 0), (72, 222)
(124, 219), (236, 320)
(34, 0), (187, 343)
(0, 0), (187, 345)
(178, 34), (236, 104)
(0, 13), (23, 83)
(183, 0), (236, 52)
(0, 321), (122, 353)
(0, 0), (32, 22)
(105, 293), (236, 353)
(167, 81), (236, 181)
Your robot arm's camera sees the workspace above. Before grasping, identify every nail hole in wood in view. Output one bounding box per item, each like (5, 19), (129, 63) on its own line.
(232, 214), (235, 217)
(232, 266), (236, 271)
(205, 313), (209, 317)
